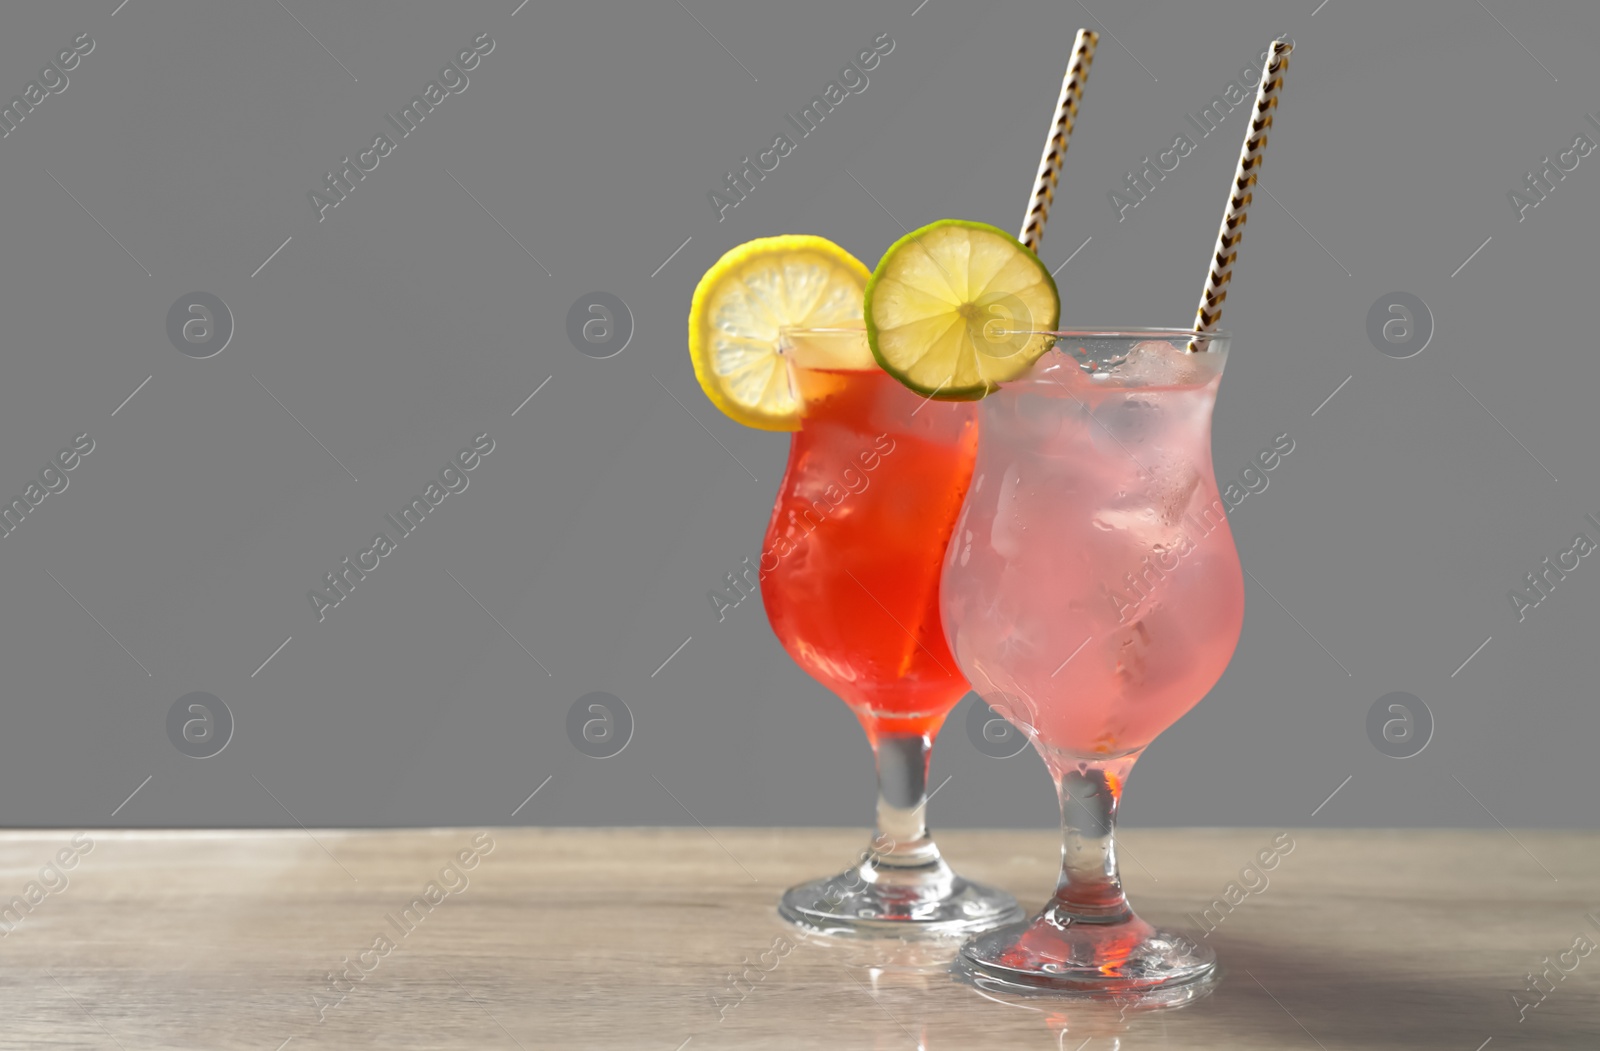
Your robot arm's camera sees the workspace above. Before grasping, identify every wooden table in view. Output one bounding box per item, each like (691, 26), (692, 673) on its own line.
(1, 828), (1595, 1049)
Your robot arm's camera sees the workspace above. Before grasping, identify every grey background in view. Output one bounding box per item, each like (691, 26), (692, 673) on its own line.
(0, 0), (1595, 831)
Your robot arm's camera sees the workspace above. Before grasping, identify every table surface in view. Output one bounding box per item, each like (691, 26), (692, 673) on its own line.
(0, 827), (1595, 1050)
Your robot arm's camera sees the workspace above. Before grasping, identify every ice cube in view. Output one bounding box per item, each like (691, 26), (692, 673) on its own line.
(988, 466), (1026, 559)
(1153, 468), (1202, 526)
(1092, 505), (1158, 534)
(1090, 394), (1161, 447)
(1091, 466), (1198, 545)
(1029, 352), (1107, 405)
(1113, 340), (1212, 388)
(1009, 388), (1068, 444)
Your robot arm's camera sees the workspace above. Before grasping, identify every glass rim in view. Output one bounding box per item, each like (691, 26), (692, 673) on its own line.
(780, 324), (1232, 341)
(1037, 326), (1231, 341)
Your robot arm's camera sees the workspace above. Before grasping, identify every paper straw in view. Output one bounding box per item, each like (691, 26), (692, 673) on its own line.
(1188, 38), (1292, 352)
(1018, 29), (1099, 254)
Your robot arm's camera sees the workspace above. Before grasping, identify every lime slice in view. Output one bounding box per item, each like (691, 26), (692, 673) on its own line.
(688, 235), (874, 431)
(865, 219), (1060, 400)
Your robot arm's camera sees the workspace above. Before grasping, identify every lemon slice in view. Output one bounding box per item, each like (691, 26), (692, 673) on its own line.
(865, 219), (1060, 400)
(688, 235), (874, 431)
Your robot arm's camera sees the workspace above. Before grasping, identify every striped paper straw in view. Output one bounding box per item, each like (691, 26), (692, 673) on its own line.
(1188, 38), (1293, 352)
(1018, 28), (1099, 253)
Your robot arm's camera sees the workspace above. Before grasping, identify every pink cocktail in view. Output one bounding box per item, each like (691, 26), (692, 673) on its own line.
(941, 330), (1244, 991)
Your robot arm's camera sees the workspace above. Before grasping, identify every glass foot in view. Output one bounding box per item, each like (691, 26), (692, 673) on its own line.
(958, 907), (1215, 992)
(779, 856), (1023, 938)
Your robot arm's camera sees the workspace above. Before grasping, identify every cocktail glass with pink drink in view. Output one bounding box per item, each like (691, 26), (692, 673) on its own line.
(940, 330), (1244, 991)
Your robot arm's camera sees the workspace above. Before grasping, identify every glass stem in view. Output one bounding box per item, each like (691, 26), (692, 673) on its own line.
(1049, 754), (1140, 921)
(867, 732), (944, 870)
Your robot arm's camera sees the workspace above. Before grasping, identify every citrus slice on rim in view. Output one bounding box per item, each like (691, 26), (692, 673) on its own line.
(688, 235), (874, 431)
(865, 219), (1060, 400)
